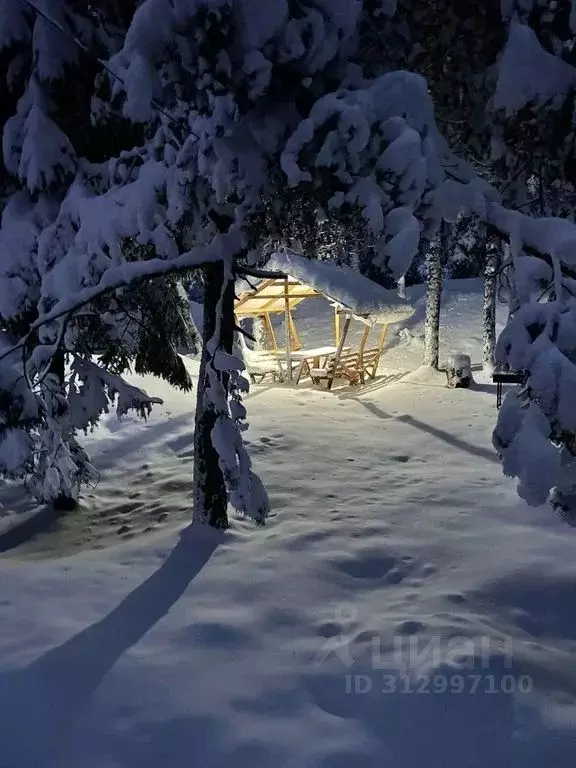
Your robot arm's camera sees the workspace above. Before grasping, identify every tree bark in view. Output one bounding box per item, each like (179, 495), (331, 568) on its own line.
(193, 261), (235, 528)
(423, 226), (447, 369)
(482, 239), (499, 372)
(48, 348), (78, 512)
(500, 241), (519, 322)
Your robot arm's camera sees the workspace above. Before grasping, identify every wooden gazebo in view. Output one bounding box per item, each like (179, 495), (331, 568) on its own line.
(235, 252), (415, 389)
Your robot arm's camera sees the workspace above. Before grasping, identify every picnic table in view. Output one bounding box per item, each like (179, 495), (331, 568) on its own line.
(273, 346), (349, 384)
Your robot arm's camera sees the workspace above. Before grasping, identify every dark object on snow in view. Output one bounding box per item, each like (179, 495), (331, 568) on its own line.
(445, 353), (473, 389)
(52, 494), (78, 512)
(492, 370), (525, 408)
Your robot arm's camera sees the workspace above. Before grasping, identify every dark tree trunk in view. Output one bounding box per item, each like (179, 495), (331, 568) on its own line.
(424, 224), (448, 369)
(49, 348), (78, 512)
(482, 239), (500, 371)
(193, 261), (235, 528)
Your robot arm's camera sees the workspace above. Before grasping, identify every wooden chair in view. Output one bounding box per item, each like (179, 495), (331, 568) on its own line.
(309, 350), (361, 389)
(309, 318), (389, 391)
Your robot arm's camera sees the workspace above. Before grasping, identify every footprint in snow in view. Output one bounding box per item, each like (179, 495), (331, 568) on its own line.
(117, 524), (131, 535)
(446, 592), (467, 605)
(317, 621), (342, 638)
(332, 551), (400, 579)
(257, 436), (290, 451)
(284, 529), (333, 551)
(396, 619), (426, 635)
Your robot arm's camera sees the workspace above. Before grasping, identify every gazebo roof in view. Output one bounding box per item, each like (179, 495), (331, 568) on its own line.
(235, 251), (415, 324)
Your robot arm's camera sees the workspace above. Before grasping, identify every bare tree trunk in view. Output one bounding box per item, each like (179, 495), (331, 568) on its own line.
(482, 239), (499, 372)
(193, 261), (235, 529)
(423, 225), (447, 369)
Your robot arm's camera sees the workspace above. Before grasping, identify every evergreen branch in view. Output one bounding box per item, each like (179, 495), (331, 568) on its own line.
(15, 0), (199, 144)
(0, 231), (237, 367)
(498, 158), (532, 195)
(35, 314), (72, 386)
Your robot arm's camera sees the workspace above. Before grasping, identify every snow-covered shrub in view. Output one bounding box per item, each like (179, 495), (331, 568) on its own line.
(493, 300), (576, 522)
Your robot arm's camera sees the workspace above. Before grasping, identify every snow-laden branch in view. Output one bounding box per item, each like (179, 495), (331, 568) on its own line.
(235, 266), (287, 280)
(486, 203), (576, 276)
(0, 229), (242, 365)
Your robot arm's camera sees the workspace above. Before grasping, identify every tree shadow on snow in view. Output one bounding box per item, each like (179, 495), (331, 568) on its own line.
(0, 482), (50, 553)
(0, 525), (222, 768)
(0, 502), (67, 554)
(92, 413), (194, 470)
(358, 401), (499, 464)
(336, 372), (411, 399)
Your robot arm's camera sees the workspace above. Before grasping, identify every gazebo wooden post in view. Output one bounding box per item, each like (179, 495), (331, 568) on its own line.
(358, 324), (371, 385)
(334, 306), (341, 346)
(283, 277), (293, 382)
(377, 322), (390, 350)
(326, 312), (351, 391)
(288, 312), (301, 351)
(263, 313), (278, 350)
(368, 321), (390, 378)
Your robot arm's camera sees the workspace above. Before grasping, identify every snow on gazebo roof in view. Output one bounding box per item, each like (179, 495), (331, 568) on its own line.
(253, 251), (415, 323)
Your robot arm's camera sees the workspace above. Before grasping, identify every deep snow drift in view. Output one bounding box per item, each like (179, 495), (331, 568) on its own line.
(1, 280), (575, 768)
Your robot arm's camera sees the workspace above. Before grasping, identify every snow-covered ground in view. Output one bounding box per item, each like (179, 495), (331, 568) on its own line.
(1, 280), (576, 767)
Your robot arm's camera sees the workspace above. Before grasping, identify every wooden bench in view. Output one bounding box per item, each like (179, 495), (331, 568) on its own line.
(358, 347), (384, 382)
(310, 350), (362, 389)
(492, 370), (525, 408)
(309, 347), (385, 390)
(309, 318), (389, 391)
(284, 345), (348, 384)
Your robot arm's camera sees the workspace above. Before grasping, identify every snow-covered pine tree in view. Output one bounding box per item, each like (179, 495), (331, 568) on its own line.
(488, 200), (576, 521)
(101, 0), (576, 524)
(6, 0), (576, 525)
(482, 6), (576, 520)
(0, 0), (199, 508)
(14, 0), (493, 527)
(0, 0), (98, 507)
(368, 1), (576, 517)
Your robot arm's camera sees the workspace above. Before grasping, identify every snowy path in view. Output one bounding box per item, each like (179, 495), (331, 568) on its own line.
(1, 366), (576, 767)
